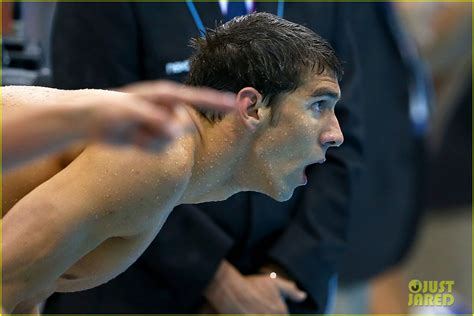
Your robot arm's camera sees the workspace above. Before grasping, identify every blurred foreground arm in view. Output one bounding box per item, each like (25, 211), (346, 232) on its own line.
(3, 82), (235, 170)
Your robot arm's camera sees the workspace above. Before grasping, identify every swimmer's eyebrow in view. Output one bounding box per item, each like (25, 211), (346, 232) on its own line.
(310, 88), (341, 101)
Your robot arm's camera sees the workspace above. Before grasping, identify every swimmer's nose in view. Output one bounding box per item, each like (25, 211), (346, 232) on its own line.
(320, 113), (344, 148)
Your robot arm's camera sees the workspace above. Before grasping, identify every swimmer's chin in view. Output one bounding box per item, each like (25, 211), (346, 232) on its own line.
(274, 192), (294, 202)
(183, 186), (299, 204)
(261, 187), (297, 202)
(182, 191), (242, 204)
(199, 191), (294, 203)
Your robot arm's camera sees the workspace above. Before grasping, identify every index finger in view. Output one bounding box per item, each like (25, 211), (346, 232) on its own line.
(274, 278), (307, 302)
(120, 81), (237, 112)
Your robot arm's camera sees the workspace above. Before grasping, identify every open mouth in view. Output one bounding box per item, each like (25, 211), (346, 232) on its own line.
(301, 170), (308, 185)
(301, 158), (326, 184)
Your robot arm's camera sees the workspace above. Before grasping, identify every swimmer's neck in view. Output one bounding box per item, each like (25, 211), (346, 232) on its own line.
(179, 106), (252, 204)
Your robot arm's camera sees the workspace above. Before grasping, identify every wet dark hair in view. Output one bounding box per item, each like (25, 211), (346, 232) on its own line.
(186, 12), (343, 122)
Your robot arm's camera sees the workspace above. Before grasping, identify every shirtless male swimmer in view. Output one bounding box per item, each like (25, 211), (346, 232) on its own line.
(2, 13), (344, 314)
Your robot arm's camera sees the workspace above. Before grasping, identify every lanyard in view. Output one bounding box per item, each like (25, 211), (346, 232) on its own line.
(186, 0), (284, 35)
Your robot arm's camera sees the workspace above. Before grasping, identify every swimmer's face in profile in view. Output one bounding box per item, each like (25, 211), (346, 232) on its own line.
(240, 71), (343, 201)
(185, 12), (345, 202)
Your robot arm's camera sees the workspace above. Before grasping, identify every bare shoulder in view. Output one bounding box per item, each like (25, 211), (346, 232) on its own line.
(54, 135), (194, 236)
(3, 86), (64, 108)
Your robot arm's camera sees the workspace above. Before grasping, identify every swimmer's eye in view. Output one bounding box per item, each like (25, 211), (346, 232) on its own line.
(310, 101), (325, 113)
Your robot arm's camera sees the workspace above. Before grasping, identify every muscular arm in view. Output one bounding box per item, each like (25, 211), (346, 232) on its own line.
(3, 85), (234, 171)
(2, 86), (163, 170)
(2, 168), (106, 312)
(2, 141), (190, 313)
(3, 87), (93, 170)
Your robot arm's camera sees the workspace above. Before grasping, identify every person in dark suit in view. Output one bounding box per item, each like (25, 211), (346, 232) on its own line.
(45, 2), (363, 314)
(333, 3), (430, 313)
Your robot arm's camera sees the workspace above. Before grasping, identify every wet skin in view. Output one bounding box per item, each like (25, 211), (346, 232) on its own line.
(2, 72), (343, 313)
(249, 72), (343, 201)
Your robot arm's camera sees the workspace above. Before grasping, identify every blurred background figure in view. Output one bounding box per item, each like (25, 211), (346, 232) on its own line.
(330, 2), (431, 314)
(334, 3), (471, 314)
(397, 2), (472, 314)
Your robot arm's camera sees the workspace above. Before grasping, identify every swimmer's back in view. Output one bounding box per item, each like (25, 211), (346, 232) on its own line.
(2, 137), (193, 312)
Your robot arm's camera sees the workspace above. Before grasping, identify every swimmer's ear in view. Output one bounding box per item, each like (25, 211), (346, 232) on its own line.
(236, 87), (268, 132)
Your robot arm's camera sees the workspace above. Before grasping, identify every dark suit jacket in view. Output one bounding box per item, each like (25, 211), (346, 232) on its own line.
(426, 76), (471, 210)
(45, 2), (363, 313)
(337, 4), (425, 283)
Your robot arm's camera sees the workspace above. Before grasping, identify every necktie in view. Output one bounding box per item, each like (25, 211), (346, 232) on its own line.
(226, 1), (248, 21)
